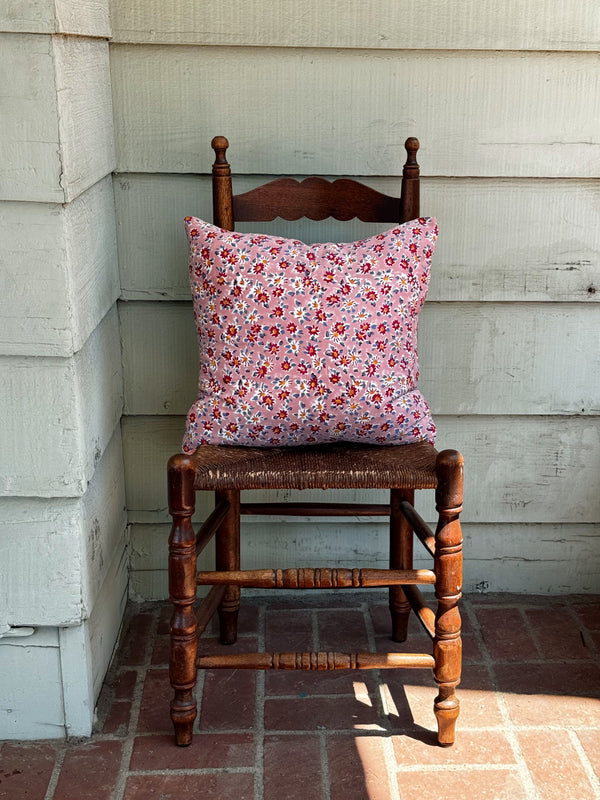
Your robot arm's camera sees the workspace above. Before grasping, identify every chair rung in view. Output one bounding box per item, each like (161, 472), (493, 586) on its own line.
(197, 651), (435, 670)
(196, 498), (231, 556)
(241, 502), (391, 517)
(399, 500), (436, 557)
(195, 585), (226, 637)
(196, 567), (436, 589)
(401, 584), (436, 638)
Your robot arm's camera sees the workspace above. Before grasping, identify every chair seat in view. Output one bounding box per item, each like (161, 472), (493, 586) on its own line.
(190, 441), (438, 491)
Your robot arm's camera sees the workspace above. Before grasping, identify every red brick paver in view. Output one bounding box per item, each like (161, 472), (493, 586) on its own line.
(2, 593), (599, 800)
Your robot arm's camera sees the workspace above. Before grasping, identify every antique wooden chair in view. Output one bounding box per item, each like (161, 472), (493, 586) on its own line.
(168, 136), (464, 747)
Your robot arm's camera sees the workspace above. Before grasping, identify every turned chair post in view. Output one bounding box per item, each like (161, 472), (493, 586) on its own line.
(167, 455), (199, 746)
(400, 137), (420, 223)
(432, 449), (464, 746)
(211, 135), (234, 230)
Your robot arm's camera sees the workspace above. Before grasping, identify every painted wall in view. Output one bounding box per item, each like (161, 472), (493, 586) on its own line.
(1, 0), (598, 740)
(110, 1), (600, 598)
(0, 2), (127, 738)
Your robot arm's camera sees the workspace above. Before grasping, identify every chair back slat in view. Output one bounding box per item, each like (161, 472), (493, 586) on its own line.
(211, 137), (420, 229)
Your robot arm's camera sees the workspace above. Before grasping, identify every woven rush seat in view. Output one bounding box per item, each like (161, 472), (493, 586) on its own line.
(188, 441), (438, 491)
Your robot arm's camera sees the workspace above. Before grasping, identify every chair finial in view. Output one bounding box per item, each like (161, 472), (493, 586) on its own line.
(404, 137), (420, 165)
(211, 136), (230, 165)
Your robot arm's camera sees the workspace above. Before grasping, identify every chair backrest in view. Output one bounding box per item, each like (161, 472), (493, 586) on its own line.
(211, 136), (420, 230)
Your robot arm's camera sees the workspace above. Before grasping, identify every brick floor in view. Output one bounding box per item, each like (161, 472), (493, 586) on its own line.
(1, 592), (599, 800)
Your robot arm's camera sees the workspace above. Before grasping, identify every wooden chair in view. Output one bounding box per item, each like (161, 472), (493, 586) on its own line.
(168, 136), (464, 747)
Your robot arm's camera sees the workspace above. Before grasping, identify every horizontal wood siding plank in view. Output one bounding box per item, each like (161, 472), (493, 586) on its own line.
(110, 0), (600, 51)
(0, 429), (126, 627)
(121, 414), (600, 525)
(0, 637), (65, 738)
(129, 522), (600, 597)
(0, 306), (122, 497)
(0, 34), (63, 202)
(54, 36), (115, 202)
(0, 178), (120, 357)
(0, 496), (83, 625)
(0, 34), (114, 203)
(88, 545), (128, 700)
(119, 301), (600, 417)
(114, 173), (600, 304)
(67, 176), (121, 353)
(81, 429), (128, 615)
(0, 0), (110, 36)
(110, 46), (600, 177)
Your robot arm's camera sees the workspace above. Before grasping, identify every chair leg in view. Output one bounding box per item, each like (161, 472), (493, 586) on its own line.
(433, 450), (464, 746)
(168, 455), (198, 746)
(215, 489), (241, 645)
(389, 489), (414, 642)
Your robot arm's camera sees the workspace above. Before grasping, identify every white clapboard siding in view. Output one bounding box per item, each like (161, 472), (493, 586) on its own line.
(0, 305), (122, 497)
(0, 629), (64, 739)
(110, 46), (600, 178)
(0, 428), (127, 627)
(0, 497), (83, 625)
(0, 177), (120, 357)
(119, 301), (600, 417)
(81, 428), (128, 615)
(128, 521), (600, 598)
(0, 0), (110, 36)
(53, 36), (115, 202)
(114, 173), (600, 304)
(0, 34), (63, 202)
(0, 34), (115, 203)
(121, 414), (600, 526)
(110, 0), (600, 51)
(66, 177), (120, 353)
(88, 544), (128, 701)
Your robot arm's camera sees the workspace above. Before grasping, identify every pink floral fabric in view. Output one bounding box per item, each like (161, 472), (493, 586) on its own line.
(182, 216), (437, 451)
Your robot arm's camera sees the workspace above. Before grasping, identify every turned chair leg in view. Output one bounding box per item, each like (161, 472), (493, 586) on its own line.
(433, 450), (464, 746)
(168, 455), (199, 746)
(389, 489), (414, 642)
(215, 489), (241, 645)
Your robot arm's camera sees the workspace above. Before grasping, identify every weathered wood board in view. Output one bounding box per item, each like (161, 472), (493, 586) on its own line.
(0, 177), (119, 357)
(128, 521), (600, 599)
(0, 306), (122, 497)
(0, 34), (115, 203)
(0, 428), (127, 627)
(53, 36), (115, 202)
(0, 0), (110, 36)
(110, 0), (600, 51)
(114, 173), (600, 304)
(119, 300), (600, 417)
(88, 544), (128, 701)
(110, 46), (600, 177)
(81, 429), (128, 615)
(0, 629), (64, 739)
(121, 414), (600, 526)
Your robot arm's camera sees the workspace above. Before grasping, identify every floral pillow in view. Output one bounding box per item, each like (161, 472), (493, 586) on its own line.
(182, 216), (437, 451)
